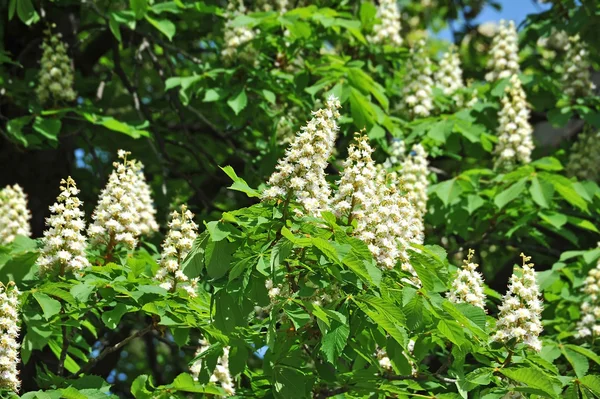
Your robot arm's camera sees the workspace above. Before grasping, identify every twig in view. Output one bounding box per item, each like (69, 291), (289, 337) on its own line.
(75, 324), (154, 377)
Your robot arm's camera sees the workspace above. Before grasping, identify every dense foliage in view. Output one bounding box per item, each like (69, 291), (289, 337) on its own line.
(1, 0), (600, 398)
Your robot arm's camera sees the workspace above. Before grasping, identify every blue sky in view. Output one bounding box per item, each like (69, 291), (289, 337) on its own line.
(436, 0), (552, 41)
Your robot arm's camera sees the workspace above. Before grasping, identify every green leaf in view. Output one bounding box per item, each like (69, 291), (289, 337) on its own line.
(33, 117), (61, 141)
(539, 172), (588, 211)
(33, 292), (61, 320)
(547, 108), (573, 127)
(564, 345), (600, 367)
(203, 88), (227, 102)
(145, 15), (176, 40)
(205, 239), (237, 279)
(131, 375), (153, 399)
(531, 157), (563, 171)
(130, 0), (148, 19)
(494, 178), (527, 209)
(220, 166), (259, 197)
(109, 14), (123, 42)
(227, 89), (248, 115)
(529, 176), (552, 208)
(81, 113), (150, 138)
(580, 375), (600, 396)
(16, 0), (40, 25)
(320, 322), (349, 365)
(7, 115), (33, 146)
(102, 303), (131, 329)
(354, 296), (408, 348)
(438, 320), (466, 346)
(359, 1), (377, 29)
(170, 373), (224, 394)
(70, 284), (95, 303)
(349, 87), (375, 130)
(262, 89), (276, 104)
(499, 367), (558, 398)
(273, 365), (310, 399)
(465, 194), (485, 215)
(431, 178), (463, 207)
(561, 347), (589, 378)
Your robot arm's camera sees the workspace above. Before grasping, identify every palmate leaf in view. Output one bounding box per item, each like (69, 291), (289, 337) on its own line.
(500, 367), (560, 399)
(320, 321), (349, 365)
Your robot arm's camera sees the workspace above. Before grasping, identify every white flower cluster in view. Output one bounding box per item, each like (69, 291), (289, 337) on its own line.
(566, 127), (600, 182)
(367, 0), (403, 47)
(376, 348), (393, 371)
(190, 340), (235, 396)
(400, 144), (429, 229)
(562, 35), (596, 99)
(256, 0), (289, 13)
(492, 253), (543, 352)
(265, 279), (282, 300)
(575, 254), (600, 339)
(222, 0), (257, 61)
(435, 46), (464, 104)
(36, 31), (76, 104)
(37, 177), (90, 276)
(383, 140), (406, 169)
(88, 150), (155, 250)
(447, 249), (486, 309)
(359, 171), (420, 274)
(493, 75), (534, 170)
(331, 133), (378, 226)
(157, 205), (199, 297)
(402, 40), (434, 119)
(485, 20), (520, 82)
(132, 162), (159, 236)
(262, 96), (341, 217)
(0, 282), (21, 393)
(0, 184), (31, 246)
(275, 108), (299, 145)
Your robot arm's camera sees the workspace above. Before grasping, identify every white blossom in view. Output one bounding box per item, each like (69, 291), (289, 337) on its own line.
(400, 144), (429, 243)
(357, 170), (421, 277)
(566, 126), (600, 183)
(131, 162), (159, 236)
(262, 96), (341, 217)
(485, 20), (520, 82)
(492, 253), (543, 352)
(368, 0), (403, 47)
(561, 35), (596, 99)
(191, 340), (235, 397)
(222, 0), (257, 61)
(383, 140), (406, 169)
(256, 0), (289, 13)
(447, 249), (486, 309)
(36, 30), (76, 104)
(493, 75), (534, 170)
(88, 150), (143, 250)
(0, 282), (20, 393)
(38, 177), (89, 276)
(402, 40), (434, 119)
(331, 133), (378, 227)
(0, 184), (31, 246)
(435, 46), (464, 105)
(157, 205), (199, 297)
(575, 249), (600, 339)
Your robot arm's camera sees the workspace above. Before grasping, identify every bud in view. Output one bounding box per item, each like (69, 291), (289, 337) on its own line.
(36, 30), (76, 104)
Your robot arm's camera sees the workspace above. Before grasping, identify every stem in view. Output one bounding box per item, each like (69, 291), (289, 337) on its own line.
(502, 348), (513, 368)
(57, 325), (70, 376)
(104, 232), (116, 263)
(75, 324), (154, 377)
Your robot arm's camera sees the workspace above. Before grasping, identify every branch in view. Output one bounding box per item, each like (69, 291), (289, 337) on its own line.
(75, 325), (154, 377)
